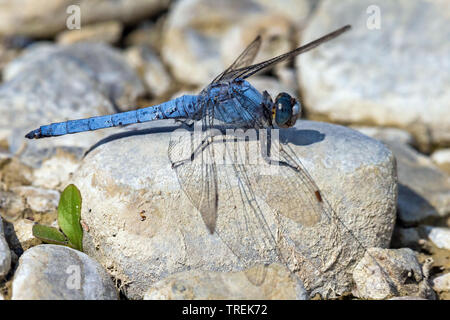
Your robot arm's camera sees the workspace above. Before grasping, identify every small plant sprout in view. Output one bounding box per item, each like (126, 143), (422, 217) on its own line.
(32, 184), (83, 251)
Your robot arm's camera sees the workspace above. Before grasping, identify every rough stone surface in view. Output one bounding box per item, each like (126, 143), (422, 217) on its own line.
(11, 244), (118, 300)
(10, 186), (59, 214)
(353, 248), (435, 300)
(162, 0), (311, 87)
(144, 263), (308, 300)
(0, 216), (11, 278)
(0, 0), (169, 37)
(386, 142), (449, 225)
(0, 190), (25, 222)
(6, 219), (40, 252)
(72, 120), (397, 299)
(297, 0), (450, 149)
(354, 127), (450, 225)
(0, 42), (144, 168)
(32, 150), (81, 191)
(4, 42), (145, 112)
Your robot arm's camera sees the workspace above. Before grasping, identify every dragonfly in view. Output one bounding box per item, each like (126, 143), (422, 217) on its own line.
(26, 25), (355, 291)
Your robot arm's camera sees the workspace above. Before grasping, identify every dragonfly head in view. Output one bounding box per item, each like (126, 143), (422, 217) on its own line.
(273, 92), (301, 128)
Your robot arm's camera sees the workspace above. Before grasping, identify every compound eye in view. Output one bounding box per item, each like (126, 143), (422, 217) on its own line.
(274, 92), (301, 128)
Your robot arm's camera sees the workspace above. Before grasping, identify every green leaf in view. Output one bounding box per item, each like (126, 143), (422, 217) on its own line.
(57, 184), (83, 251)
(32, 224), (69, 246)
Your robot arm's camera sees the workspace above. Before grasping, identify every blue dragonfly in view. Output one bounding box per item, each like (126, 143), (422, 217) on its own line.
(26, 25), (355, 288)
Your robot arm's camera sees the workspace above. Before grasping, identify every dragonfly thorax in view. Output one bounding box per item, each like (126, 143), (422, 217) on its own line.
(272, 92), (302, 128)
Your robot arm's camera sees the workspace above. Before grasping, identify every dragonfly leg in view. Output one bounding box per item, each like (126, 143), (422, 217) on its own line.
(171, 133), (217, 169)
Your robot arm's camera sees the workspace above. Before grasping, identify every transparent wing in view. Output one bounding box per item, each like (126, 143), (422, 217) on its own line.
(212, 35), (262, 84)
(219, 25), (351, 81)
(253, 135), (356, 293)
(168, 98), (219, 233)
(168, 97), (283, 285)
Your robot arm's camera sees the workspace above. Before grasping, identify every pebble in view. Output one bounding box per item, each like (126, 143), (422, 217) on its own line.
(4, 42), (145, 112)
(32, 150), (81, 190)
(387, 142), (450, 225)
(11, 244), (118, 300)
(72, 120), (397, 299)
(431, 272), (450, 293)
(423, 226), (450, 251)
(354, 127), (416, 146)
(6, 219), (40, 252)
(0, 216), (11, 278)
(162, 0), (311, 86)
(0, 0), (170, 37)
(125, 45), (172, 98)
(353, 127), (450, 225)
(0, 190), (25, 222)
(352, 248), (435, 300)
(297, 0), (450, 150)
(11, 186), (59, 214)
(0, 42), (144, 168)
(144, 263), (308, 300)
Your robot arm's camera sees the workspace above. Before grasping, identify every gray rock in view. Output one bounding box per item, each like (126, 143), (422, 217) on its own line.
(72, 120), (397, 299)
(11, 244), (118, 300)
(354, 128), (450, 224)
(423, 226), (450, 250)
(431, 272), (450, 293)
(353, 248), (435, 300)
(391, 227), (421, 249)
(0, 42), (143, 168)
(144, 263), (308, 300)
(0, 190), (25, 222)
(4, 42), (145, 112)
(387, 142), (449, 225)
(0, 216), (11, 278)
(124, 20), (165, 50)
(431, 149), (450, 175)
(0, 0), (169, 37)
(0, 37), (21, 76)
(125, 46), (172, 98)
(353, 127), (416, 146)
(10, 186), (59, 214)
(32, 150), (81, 191)
(162, 0), (310, 86)
(0, 156), (33, 189)
(297, 0), (450, 150)
(6, 219), (41, 252)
